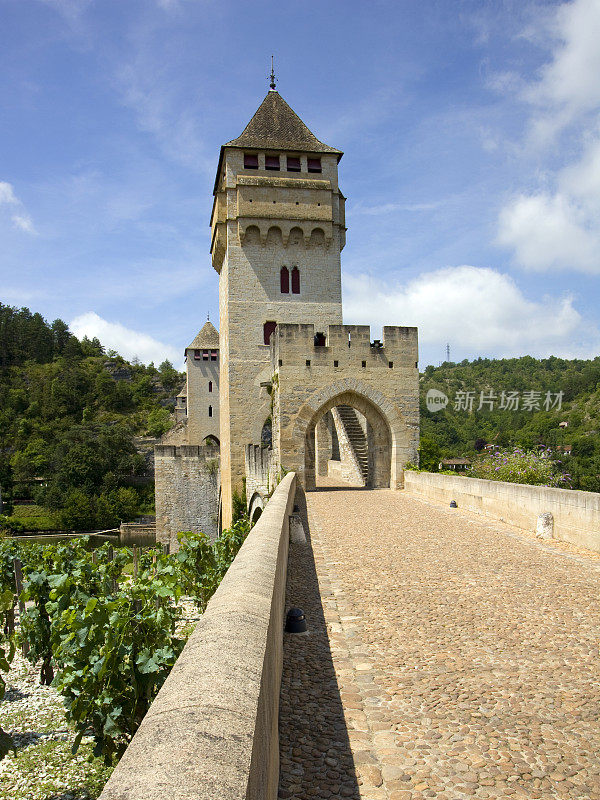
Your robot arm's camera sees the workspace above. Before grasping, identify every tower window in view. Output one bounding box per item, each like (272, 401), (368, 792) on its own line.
(263, 321), (277, 345)
(362, 361), (366, 368)
(202, 350), (209, 360)
(287, 156), (301, 172)
(291, 266), (300, 294)
(265, 155), (280, 171)
(280, 266), (289, 293)
(210, 350), (218, 361)
(208, 381), (213, 392)
(244, 153), (259, 169)
(307, 157), (321, 173)
(194, 349), (201, 360)
(208, 405), (213, 417)
(389, 362), (394, 369)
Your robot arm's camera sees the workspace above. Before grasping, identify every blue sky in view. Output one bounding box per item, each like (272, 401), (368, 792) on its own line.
(1, 0), (599, 368)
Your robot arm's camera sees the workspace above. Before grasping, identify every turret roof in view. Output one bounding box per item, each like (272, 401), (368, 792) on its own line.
(186, 320), (219, 350)
(224, 91), (342, 156)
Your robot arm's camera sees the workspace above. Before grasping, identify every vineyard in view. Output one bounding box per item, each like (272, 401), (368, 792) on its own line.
(0, 519), (251, 794)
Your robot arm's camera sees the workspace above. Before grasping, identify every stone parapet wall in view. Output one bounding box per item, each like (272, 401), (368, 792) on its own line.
(154, 445), (220, 548)
(404, 471), (600, 552)
(99, 472), (297, 800)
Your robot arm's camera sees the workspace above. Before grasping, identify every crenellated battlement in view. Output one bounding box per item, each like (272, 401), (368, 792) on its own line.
(271, 323), (418, 371)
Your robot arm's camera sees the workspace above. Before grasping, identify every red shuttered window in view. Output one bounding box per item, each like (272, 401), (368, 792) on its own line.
(291, 266), (300, 294)
(280, 266), (289, 293)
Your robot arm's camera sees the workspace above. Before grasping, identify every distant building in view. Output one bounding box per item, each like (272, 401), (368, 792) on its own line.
(439, 458), (471, 471)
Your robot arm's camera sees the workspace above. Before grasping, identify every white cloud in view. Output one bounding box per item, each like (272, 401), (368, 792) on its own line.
(0, 182), (18, 205)
(11, 214), (38, 235)
(496, 0), (600, 273)
(70, 312), (182, 366)
(0, 181), (37, 235)
(524, 0), (600, 141)
(497, 191), (599, 273)
(343, 266), (598, 359)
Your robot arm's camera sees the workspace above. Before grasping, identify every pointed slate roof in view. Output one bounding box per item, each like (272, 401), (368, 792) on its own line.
(225, 91), (342, 156)
(186, 320), (219, 350)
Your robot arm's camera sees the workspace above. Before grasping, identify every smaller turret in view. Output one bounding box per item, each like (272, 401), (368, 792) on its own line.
(184, 320), (220, 446)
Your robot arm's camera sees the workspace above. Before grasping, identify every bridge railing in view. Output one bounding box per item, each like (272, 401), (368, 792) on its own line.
(100, 471), (297, 800)
(404, 471), (599, 552)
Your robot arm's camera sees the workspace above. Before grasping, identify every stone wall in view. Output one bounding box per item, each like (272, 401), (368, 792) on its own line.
(404, 471), (600, 552)
(154, 445), (220, 549)
(99, 472), (297, 800)
(245, 444), (277, 513)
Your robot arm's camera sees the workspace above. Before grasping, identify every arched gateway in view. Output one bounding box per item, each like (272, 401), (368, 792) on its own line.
(271, 324), (419, 491)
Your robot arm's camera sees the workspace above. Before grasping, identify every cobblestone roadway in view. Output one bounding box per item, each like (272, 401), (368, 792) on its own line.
(279, 484), (600, 800)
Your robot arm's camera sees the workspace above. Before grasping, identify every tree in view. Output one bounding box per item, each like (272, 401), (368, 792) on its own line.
(418, 436), (441, 472)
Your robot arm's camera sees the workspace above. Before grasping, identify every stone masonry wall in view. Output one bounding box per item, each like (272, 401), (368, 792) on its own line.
(245, 444), (275, 506)
(405, 471), (600, 552)
(154, 445), (220, 549)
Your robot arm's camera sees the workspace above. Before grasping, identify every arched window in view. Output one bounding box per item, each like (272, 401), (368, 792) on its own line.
(280, 266), (289, 293)
(291, 266), (300, 294)
(208, 405), (213, 418)
(263, 321), (277, 345)
(208, 381), (213, 393)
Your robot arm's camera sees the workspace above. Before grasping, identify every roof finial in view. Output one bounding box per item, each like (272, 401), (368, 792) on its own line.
(269, 55), (277, 91)
(207, 310), (210, 322)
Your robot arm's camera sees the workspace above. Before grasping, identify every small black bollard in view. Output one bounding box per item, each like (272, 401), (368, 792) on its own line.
(285, 607), (307, 634)
(450, 500), (458, 508)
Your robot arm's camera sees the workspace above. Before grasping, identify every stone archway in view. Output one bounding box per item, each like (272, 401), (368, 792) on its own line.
(302, 391), (392, 490)
(248, 491), (265, 524)
(280, 378), (416, 492)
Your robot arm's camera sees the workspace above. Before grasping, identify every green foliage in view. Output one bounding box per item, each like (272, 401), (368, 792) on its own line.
(177, 519), (251, 611)
(58, 487), (141, 531)
(469, 447), (572, 488)
(0, 303), (184, 530)
(49, 550), (183, 763)
(0, 524), (249, 765)
(420, 355), (600, 490)
(418, 436), (441, 472)
(0, 515), (25, 534)
(146, 407), (172, 437)
(231, 480), (247, 524)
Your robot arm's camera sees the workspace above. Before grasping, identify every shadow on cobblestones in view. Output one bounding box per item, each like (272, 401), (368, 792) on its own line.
(278, 487), (360, 800)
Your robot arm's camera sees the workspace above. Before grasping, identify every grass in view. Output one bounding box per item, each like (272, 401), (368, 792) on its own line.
(9, 505), (62, 531)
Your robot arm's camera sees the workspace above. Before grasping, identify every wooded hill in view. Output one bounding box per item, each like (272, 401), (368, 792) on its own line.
(0, 303), (183, 528)
(420, 355), (600, 492)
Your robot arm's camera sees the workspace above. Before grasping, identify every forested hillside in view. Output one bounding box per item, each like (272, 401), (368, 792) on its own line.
(0, 304), (183, 529)
(420, 355), (600, 492)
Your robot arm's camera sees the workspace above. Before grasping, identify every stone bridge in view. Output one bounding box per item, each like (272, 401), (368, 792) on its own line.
(101, 473), (600, 800)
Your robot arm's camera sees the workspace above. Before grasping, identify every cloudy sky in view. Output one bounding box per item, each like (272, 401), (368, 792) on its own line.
(1, 0), (599, 367)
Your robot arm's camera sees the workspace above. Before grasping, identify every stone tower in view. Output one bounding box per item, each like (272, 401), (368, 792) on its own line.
(211, 89), (347, 526)
(183, 320), (220, 445)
